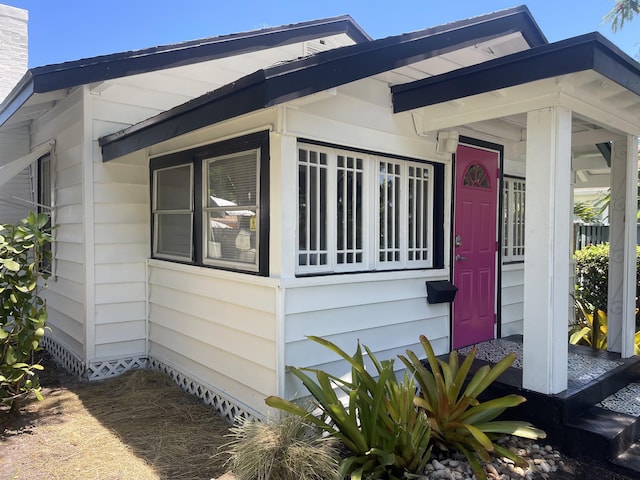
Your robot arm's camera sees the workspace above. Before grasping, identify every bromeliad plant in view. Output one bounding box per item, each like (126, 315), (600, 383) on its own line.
(266, 336), (432, 480)
(399, 335), (546, 480)
(570, 296), (640, 354)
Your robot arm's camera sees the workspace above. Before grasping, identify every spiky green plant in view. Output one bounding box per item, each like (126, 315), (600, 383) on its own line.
(224, 413), (341, 480)
(266, 336), (432, 480)
(399, 335), (546, 480)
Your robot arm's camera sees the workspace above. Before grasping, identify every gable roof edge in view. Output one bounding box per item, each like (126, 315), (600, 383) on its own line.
(0, 15), (370, 129)
(100, 6), (547, 161)
(391, 32), (640, 112)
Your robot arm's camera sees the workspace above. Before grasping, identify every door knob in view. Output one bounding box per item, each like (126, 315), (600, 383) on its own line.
(455, 255), (467, 261)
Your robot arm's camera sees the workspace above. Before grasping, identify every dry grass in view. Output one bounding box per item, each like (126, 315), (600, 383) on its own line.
(0, 354), (233, 480)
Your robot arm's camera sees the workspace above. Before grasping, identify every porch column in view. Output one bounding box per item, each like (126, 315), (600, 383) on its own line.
(607, 135), (638, 357)
(522, 107), (572, 394)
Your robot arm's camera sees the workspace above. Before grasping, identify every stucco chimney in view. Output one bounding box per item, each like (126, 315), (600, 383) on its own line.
(0, 4), (27, 103)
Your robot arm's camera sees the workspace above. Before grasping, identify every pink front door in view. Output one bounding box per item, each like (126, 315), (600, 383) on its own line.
(452, 144), (499, 349)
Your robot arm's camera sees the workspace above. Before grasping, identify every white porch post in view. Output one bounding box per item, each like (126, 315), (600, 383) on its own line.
(607, 135), (638, 357)
(522, 107), (572, 394)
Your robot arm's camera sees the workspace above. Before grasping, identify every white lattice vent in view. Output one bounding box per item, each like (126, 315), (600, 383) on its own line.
(149, 358), (256, 423)
(87, 356), (149, 381)
(41, 335), (86, 378)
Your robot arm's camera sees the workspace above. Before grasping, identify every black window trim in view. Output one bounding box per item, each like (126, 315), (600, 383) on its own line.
(149, 130), (270, 276)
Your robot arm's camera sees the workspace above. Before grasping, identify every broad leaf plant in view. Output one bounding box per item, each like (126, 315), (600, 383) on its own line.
(1, 212), (52, 411)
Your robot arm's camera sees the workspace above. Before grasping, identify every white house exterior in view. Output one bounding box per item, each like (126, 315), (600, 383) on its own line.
(1, 6), (638, 420)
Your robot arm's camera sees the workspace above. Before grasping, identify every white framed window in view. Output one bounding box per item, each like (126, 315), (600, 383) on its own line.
(297, 143), (434, 274)
(152, 164), (194, 261)
(503, 176), (525, 262)
(203, 149), (260, 272)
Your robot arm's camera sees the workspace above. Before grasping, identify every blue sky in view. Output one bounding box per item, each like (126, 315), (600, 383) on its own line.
(3, 1), (639, 68)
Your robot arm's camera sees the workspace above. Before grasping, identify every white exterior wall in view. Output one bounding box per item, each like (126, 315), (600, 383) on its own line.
(501, 264), (524, 336)
(148, 261), (279, 416)
(283, 275), (450, 400)
(0, 125), (31, 224)
(278, 78), (453, 400)
(89, 89), (152, 370)
(81, 38), (359, 372)
(31, 88), (86, 360)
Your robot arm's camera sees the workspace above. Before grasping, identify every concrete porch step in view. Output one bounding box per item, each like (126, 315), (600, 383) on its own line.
(613, 441), (640, 473)
(564, 406), (640, 461)
(564, 382), (640, 476)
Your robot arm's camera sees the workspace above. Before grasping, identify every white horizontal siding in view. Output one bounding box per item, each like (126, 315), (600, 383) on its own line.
(30, 90), (88, 363)
(95, 301), (146, 325)
(95, 339), (146, 359)
(283, 274), (450, 401)
(148, 261), (279, 415)
(501, 263), (525, 336)
(0, 169), (32, 224)
(0, 125), (33, 224)
(285, 79), (445, 163)
(91, 153), (149, 359)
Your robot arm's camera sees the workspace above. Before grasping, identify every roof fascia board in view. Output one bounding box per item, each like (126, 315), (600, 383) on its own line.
(100, 7), (545, 161)
(392, 33), (640, 112)
(0, 73), (34, 128)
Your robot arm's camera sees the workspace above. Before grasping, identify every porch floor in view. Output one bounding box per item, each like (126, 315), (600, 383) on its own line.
(450, 335), (640, 476)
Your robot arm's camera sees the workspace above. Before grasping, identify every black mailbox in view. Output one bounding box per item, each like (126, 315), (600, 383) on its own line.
(425, 280), (458, 304)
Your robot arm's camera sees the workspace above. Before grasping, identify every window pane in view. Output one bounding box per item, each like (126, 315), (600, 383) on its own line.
(298, 148), (328, 268)
(154, 163), (193, 260)
(408, 165), (430, 263)
(207, 209), (258, 265)
(156, 165), (191, 210)
(205, 150), (259, 268)
(156, 213), (192, 258)
(502, 178), (526, 262)
(207, 151), (257, 207)
(38, 155), (53, 273)
(379, 160), (400, 263)
(337, 154), (364, 266)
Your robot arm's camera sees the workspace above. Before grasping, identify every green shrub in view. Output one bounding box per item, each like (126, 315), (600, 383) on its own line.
(1, 212), (52, 411)
(266, 336), (432, 480)
(574, 243), (640, 313)
(399, 335), (546, 480)
(224, 413), (341, 480)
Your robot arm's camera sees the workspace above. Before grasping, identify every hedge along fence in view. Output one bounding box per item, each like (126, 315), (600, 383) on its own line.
(573, 242), (640, 323)
(0, 212), (52, 412)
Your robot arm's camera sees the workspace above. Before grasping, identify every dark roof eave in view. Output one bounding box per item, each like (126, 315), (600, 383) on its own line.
(100, 71), (269, 161)
(0, 15), (370, 126)
(27, 15), (371, 93)
(100, 6), (547, 161)
(0, 72), (35, 127)
(391, 33), (640, 112)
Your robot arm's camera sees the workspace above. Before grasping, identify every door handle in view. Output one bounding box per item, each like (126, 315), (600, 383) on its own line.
(455, 255), (467, 261)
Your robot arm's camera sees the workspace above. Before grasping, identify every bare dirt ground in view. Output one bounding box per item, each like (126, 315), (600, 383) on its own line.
(0, 353), (636, 480)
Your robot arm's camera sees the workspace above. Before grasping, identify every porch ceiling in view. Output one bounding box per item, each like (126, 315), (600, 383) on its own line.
(398, 70), (640, 138)
(392, 33), (640, 162)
